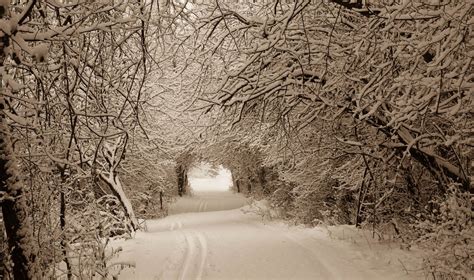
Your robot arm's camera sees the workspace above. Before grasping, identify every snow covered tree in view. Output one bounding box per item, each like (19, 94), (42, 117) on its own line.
(182, 0), (472, 277)
(0, 0), (165, 278)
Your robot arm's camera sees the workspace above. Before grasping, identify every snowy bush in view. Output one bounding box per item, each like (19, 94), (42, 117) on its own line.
(242, 199), (283, 222)
(96, 195), (133, 238)
(46, 193), (132, 279)
(288, 177), (355, 226)
(415, 185), (473, 280)
(268, 182), (296, 220)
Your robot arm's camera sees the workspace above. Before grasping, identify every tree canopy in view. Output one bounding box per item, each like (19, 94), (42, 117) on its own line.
(0, 0), (472, 279)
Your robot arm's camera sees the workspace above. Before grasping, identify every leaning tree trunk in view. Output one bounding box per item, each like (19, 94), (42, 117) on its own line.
(0, 97), (36, 279)
(99, 137), (139, 231)
(100, 171), (139, 231)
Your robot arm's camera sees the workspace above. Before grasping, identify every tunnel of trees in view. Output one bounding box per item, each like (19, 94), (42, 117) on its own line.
(0, 0), (472, 279)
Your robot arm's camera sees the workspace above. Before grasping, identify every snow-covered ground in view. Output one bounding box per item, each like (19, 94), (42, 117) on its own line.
(168, 192), (248, 215)
(109, 191), (425, 280)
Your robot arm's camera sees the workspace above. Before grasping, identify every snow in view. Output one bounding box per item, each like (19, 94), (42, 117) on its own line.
(3, 75), (24, 91)
(168, 192), (249, 215)
(32, 43), (49, 62)
(109, 191), (425, 280)
(0, 19), (11, 35)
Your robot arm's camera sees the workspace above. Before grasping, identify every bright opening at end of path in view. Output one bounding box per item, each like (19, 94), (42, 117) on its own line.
(188, 162), (233, 192)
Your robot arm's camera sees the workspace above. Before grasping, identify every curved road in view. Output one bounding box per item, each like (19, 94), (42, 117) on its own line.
(110, 192), (422, 280)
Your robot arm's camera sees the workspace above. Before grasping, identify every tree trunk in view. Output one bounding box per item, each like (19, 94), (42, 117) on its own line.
(1, 220), (10, 279)
(183, 172), (188, 194)
(355, 168), (368, 227)
(231, 172), (240, 193)
(58, 165), (72, 280)
(59, 190), (72, 280)
(100, 172), (139, 231)
(0, 97), (36, 279)
(177, 165), (186, 196)
(258, 167), (267, 194)
(159, 191), (163, 210)
(363, 109), (470, 190)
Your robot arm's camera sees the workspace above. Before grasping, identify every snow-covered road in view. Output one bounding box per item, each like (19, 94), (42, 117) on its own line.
(110, 192), (424, 280)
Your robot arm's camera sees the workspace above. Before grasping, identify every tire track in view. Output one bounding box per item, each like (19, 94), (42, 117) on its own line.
(169, 221), (183, 231)
(281, 232), (339, 279)
(178, 231), (208, 280)
(179, 233), (195, 280)
(197, 200), (204, 212)
(195, 232), (208, 280)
